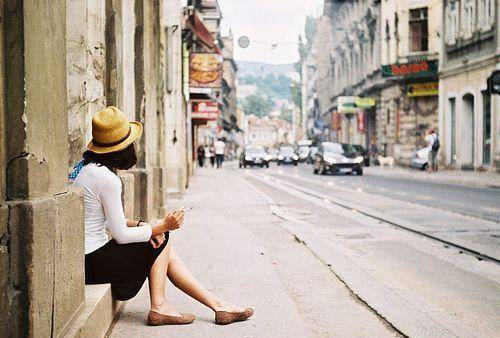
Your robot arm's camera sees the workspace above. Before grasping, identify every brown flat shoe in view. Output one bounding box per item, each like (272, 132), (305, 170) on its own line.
(147, 311), (196, 326)
(215, 308), (254, 325)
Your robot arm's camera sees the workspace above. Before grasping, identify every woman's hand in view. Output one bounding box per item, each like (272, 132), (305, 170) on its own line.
(151, 209), (184, 236)
(149, 233), (166, 249)
(163, 210), (184, 231)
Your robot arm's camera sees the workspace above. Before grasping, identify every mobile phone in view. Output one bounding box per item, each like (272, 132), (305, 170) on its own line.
(182, 206), (193, 212)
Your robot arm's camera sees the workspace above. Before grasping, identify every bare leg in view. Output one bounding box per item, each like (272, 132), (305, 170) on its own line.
(167, 249), (245, 312)
(148, 240), (181, 316)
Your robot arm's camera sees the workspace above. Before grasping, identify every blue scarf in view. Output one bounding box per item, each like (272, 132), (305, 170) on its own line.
(68, 160), (84, 182)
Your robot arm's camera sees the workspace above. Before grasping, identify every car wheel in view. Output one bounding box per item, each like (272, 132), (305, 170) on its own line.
(244, 164), (247, 168)
(294, 162), (298, 166)
(357, 168), (363, 175)
(278, 161), (281, 166)
(421, 163), (428, 171)
(266, 163), (270, 168)
(260, 163), (264, 168)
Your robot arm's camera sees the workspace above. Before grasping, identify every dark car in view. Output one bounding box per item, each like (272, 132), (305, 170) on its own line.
(313, 142), (364, 175)
(239, 147), (270, 168)
(350, 144), (370, 166)
(277, 146), (299, 165)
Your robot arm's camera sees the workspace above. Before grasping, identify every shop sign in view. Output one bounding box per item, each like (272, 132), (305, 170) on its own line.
(192, 100), (220, 120)
(357, 110), (365, 133)
(189, 53), (223, 88)
(382, 60), (438, 78)
(354, 97), (376, 108)
(338, 96), (357, 114)
(406, 82), (438, 97)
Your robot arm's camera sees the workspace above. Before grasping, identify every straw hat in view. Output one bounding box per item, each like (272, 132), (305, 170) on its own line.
(87, 106), (143, 154)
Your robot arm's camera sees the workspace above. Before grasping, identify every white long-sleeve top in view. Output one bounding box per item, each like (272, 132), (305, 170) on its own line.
(73, 163), (152, 254)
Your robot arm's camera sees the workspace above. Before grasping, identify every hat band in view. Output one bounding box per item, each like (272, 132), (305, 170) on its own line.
(92, 126), (132, 148)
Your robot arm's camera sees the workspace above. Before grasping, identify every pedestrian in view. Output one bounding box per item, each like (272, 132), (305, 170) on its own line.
(425, 127), (439, 172)
(205, 143), (214, 168)
(369, 142), (379, 166)
(214, 138), (226, 169)
(197, 144), (205, 167)
(69, 106), (253, 326)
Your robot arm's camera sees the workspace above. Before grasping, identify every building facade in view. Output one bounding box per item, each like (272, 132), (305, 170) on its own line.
(379, 0), (442, 164)
(439, 0), (499, 171)
(325, 0), (383, 148)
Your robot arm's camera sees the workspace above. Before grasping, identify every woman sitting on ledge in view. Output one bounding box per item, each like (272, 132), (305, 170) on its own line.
(70, 106), (253, 326)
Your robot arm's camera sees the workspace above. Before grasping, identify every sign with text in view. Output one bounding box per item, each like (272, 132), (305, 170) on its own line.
(189, 53), (223, 88)
(191, 100), (220, 120)
(382, 60), (438, 78)
(406, 82), (439, 97)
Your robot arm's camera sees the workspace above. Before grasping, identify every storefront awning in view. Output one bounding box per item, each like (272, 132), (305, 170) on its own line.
(185, 13), (221, 53)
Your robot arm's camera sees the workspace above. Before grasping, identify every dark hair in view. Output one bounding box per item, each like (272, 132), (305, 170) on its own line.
(83, 143), (137, 173)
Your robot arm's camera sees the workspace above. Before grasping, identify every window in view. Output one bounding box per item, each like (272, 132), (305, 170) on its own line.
(478, 0), (495, 32)
(461, 0), (476, 39)
(445, 1), (459, 45)
(409, 8), (428, 52)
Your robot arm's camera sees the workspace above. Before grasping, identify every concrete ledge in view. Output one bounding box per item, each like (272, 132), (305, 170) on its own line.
(64, 285), (125, 338)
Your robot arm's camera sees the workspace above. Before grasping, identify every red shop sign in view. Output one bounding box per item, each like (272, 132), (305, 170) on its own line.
(357, 110), (365, 133)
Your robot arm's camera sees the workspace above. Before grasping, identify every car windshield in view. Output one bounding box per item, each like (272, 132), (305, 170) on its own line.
(247, 148), (266, 155)
(298, 146), (310, 154)
(280, 147), (294, 155)
(322, 142), (344, 154)
(341, 144), (357, 155)
(268, 149), (278, 155)
(351, 145), (364, 152)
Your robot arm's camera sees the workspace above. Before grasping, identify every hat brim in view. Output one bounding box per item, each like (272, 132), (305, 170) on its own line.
(87, 122), (143, 154)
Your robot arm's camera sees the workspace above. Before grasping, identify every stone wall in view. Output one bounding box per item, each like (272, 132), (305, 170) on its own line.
(0, 0), (189, 336)
(1, 1), (85, 336)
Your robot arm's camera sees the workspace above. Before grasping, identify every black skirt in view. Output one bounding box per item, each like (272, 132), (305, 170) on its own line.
(85, 233), (169, 301)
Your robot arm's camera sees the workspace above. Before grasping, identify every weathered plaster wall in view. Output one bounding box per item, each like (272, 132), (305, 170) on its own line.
(67, 0), (107, 167)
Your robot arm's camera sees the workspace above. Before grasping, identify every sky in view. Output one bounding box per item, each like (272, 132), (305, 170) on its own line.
(218, 0), (324, 65)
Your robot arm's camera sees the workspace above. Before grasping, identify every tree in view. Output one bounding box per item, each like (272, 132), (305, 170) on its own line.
(242, 94), (274, 117)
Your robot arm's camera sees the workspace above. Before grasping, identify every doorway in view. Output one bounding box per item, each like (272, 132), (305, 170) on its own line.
(461, 94), (475, 168)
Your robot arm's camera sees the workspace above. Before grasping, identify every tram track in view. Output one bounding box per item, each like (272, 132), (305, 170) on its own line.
(244, 170), (500, 265)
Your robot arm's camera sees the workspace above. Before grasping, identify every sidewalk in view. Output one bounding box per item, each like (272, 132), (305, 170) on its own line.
(365, 166), (500, 189)
(109, 167), (397, 338)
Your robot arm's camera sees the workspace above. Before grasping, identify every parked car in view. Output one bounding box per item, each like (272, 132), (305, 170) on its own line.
(410, 147), (430, 171)
(267, 148), (279, 162)
(239, 147), (270, 168)
(313, 142), (364, 175)
(350, 144), (370, 166)
(297, 145), (311, 162)
(307, 146), (319, 164)
(277, 146), (299, 165)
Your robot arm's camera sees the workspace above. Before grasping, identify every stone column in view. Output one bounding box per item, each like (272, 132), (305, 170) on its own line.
(164, 0), (187, 198)
(130, 0), (162, 220)
(1, 1), (85, 337)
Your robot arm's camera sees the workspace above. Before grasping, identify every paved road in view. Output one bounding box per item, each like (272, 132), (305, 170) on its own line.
(267, 163), (500, 222)
(240, 165), (500, 337)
